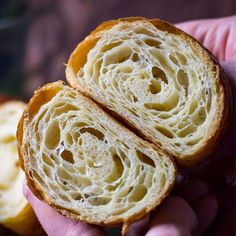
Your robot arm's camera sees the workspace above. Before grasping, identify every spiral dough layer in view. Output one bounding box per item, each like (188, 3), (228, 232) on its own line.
(21, 83), (175, 225)
(72, 20), (225, 162)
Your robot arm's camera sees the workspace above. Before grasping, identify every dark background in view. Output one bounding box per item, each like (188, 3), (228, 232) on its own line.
(0, 1), (235, 235)
(0, 0), (235, 99)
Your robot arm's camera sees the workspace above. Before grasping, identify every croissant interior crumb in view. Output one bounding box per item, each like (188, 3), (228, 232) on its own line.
(0, 102), (27, 221)
(76, 21), (218, 158)
(23, 85), (175, 223)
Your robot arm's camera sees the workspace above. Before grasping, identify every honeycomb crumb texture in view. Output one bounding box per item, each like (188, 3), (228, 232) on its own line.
(77, 21), (218, 156)
(23, 87), (175, 222)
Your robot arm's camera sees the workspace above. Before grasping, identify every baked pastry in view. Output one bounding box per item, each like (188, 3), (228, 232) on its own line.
(66, 17), (230, 166)
(17, 82), (176, 234)
(0, 101), (40, 235)
(18, 17), (231, 234)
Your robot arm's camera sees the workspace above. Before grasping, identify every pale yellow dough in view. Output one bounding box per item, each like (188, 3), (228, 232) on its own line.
(0, 101), (40, 235)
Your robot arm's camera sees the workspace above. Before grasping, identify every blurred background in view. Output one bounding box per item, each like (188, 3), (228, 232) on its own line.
(0, 0), (235, 235)
(0, 0), (235, 99)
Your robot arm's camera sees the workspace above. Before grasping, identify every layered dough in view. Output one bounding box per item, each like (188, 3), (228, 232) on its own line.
(18, 82), (175, 232)
(17, 17), (230, 234)
(67, 17), (229, 165)
(0, 101), (39, 235)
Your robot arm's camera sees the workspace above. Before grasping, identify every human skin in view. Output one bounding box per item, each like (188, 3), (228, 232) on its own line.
(23, 180), (217, 236)
(23, 15), (235, 236)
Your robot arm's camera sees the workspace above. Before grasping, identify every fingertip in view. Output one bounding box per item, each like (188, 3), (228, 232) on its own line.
(150, 197), (198, 233)
(70, 223), (106, 236)
(195, 196), (218, 219)
(146, 224), (191, 236)
(126, 215), (150, 236)
(207, 196), (218, 212)
(176, 180), (208, 204)
(194, 196), (218, 235)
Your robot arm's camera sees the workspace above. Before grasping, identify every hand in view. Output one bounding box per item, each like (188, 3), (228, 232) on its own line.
(176, 15), (236, 88)
(23, 183), (106, 236)
(175, 15), (236, 235)
(176, 15), (235, 191)
(129, 180), (218, 236)
(24, 180), (217, 236)
(23, 16), (235, 236)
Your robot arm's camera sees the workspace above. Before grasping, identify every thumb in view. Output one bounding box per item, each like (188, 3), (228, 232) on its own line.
(23, 183), (106, 236)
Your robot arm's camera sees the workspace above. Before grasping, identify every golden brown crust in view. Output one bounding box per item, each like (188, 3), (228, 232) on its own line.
(17, 81), (176, 233)
(18, 17), (231, 235)
(66, 17), (231, 167)
(17, 83), (63, 202)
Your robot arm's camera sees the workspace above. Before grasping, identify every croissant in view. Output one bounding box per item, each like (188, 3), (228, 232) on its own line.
(17, 82), (176, 234)
(18, 17), (231, 234)
(0, 101), (40, 235)
(66, 17), (230, 166)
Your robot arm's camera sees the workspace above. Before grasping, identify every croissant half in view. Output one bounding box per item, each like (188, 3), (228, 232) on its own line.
(17, 82), (176, 233)
(66, 17), (230, 166)
(0, 101), (40, 235)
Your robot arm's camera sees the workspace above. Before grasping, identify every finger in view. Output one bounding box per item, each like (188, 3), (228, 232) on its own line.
(175, 180), (208, 204)
(23, 183), (106, 236)
(176, 19), (217, 40)
(221, 55), (236, 89)
(176, 19), (221, 59)
(148, 197), (198, 233)
(146, 224), (191, 236)
(176, 16), (236, 61)
(193, 196), (218, 236)
(126, 215), (150, 236)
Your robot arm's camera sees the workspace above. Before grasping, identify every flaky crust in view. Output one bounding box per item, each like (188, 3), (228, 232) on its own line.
(66, 17), (231, 167)
(17, 81), (176, 234)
